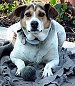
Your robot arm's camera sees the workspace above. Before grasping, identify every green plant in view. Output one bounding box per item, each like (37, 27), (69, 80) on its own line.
(25, 0), (31, 3)
(50, 0), (57, 6)
(54, 2), (75, 35)
(55, 3), (68, 23)
(0, 2), (17, 15)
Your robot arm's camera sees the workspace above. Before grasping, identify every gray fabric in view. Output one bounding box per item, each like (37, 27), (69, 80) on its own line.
(0, 42), (75, 86)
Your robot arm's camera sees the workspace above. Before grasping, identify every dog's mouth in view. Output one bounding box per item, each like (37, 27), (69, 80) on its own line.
(28, 30), (42, 33)
(34, 38), (39, 41)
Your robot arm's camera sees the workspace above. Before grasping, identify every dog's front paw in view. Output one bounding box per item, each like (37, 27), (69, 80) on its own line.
(16, 66), (25, 76)
(42, 64), (53, 77)
(16, 69), (21, 76)
(15, 59), (25, 76)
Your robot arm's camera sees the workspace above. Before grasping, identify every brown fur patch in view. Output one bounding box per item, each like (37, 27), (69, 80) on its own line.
(35, 6), (50, 29)
(20, 6), (34, 28)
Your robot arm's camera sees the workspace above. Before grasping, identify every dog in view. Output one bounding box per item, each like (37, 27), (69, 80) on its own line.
(7, 3), (66, 77)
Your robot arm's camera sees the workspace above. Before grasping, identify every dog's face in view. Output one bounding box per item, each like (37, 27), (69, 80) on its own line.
(21, 4), (50, 32)
(10, 3), (58, 41)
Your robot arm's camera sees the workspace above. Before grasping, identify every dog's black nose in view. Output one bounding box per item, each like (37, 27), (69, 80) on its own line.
(31, 21), (38, 31)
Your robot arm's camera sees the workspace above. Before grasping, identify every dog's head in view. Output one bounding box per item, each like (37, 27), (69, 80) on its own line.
(10, 3), (58, 42)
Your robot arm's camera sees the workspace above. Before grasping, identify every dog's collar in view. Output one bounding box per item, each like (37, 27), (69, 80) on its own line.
(17, 28), (41, 45)
(26, 38), (40, 45)
(17, 29), (26, 45)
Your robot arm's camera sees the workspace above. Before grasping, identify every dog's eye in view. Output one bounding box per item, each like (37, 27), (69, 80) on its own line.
(38, 12), (45, 17)
(25, 12), (32, 17)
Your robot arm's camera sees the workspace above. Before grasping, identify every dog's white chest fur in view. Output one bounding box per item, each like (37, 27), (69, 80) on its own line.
(13, 40), (40, 62)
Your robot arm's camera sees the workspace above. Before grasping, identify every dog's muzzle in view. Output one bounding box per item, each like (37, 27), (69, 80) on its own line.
(31, 21), (39, 31)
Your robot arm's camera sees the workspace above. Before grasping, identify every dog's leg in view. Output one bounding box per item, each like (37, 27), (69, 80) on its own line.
(11, 57), (25, 76)
(42, 58), (59, 77)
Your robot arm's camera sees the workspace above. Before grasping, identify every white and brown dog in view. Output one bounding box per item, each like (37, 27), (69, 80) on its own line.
(7, 3), (66, 77)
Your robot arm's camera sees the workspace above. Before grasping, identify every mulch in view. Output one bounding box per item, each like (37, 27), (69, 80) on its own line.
(0, 16), (19, 27)
(0, 41), (75, 86)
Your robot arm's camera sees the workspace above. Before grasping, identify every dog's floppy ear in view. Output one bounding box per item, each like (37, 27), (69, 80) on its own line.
(44, 4), (58, 19)
(9, 5), (27, 18)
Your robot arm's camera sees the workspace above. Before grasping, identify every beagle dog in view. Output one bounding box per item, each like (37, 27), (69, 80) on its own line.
(7, 3), (66, 77)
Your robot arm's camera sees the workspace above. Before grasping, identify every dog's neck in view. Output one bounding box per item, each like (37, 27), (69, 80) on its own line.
(17, 25), (51, 45)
